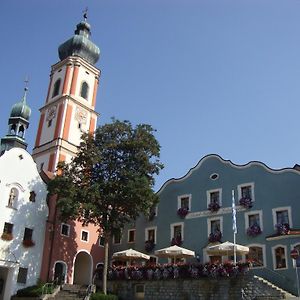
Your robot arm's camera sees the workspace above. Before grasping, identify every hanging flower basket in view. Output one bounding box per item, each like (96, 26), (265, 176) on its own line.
(177, 207), (189, 218)
(276, 223), (290, 235)
(239, 197), (253, 209)
(1, 232), (13, 241)
(246, 224), (262, 237)
(208, 202), (220, 212)
(208, 230), (222, 243)
(171, 236), (182, 246)
(22, 239), (35, 248)
(145, 240), (155, 252)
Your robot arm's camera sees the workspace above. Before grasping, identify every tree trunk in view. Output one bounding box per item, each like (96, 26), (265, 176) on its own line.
(102, 238), (109, 295)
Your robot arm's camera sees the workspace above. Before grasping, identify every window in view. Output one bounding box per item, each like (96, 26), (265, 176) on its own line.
(52, 79), (61, 98)
(245, 210), (263, 235)
(17, 267), (28, 284)
(113, 230), (121, 244)
(246, 245), (265, 268)
(61, 223), (70, 237)
(148, 205), (158, 221)
(207, 189), (222, 207)
(2, 222), (13, 240)
(146, 228), (156, 243)
(81, 230), (89, 242)
(29, 191), (36, 202)
(170, 222), (183, 246)
(47, 120), (52, 127)
(99, 235), (105, 247)
(272, 207), (292, 229)
(8, 188), (18, 208)
(80, 82), (89, 99)
(128, 229), (136, 243)
(177, 194), (191, 210)
(273, 245), (287, 270)
(23, 228), (33, 241)
(238, 183), (255, 202)
(207, 217), (222, 243)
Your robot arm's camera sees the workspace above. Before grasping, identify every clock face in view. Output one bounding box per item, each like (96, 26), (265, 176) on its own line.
(75, 107), (87, 124)
(46, 106), (57, 121)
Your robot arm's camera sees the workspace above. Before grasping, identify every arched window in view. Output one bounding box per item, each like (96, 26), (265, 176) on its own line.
(274, 246), (287, 269)
(80, 82), (89, 100)
(52, 79), (61, 98)
(8, 188), (18, 207)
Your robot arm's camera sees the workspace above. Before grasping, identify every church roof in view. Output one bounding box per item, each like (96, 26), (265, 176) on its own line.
(10, 87), (31, 121)
(58, 20), (100, 65)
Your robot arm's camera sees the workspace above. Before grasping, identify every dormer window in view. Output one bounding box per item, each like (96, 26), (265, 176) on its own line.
(80, 82), (89, 100)
(52, 79), (61, 98)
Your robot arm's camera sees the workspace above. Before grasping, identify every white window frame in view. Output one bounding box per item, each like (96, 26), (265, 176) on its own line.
(290, 243), (300, 268)
(113, 231), (122, 245)
(272, 206), (292, 229)
(244, 210), (263, 233)
(244, 244), (266, 269)
(237, 182), (255, 202)
(272, 244), (288, 270)
(81, 230), (89, 243)
(60, 223), (70, 237)
(177, 194), (192, 210)
(170, 222), (184, 241)
(206, 188), (222, 207)
(145, 226), (157, 244)
(128, 229), (136, 243)
(207, 216), (223, 237)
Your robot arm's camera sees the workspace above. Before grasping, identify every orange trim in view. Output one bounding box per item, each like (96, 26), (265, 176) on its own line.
(62, 65), (72, 95)
(91, 78), (99, 108)
(89, 117), (96, 134)
(70, 65), (79, 96)
(35, 113), (45, 147)
(54, 104), (64, 139)
(63, 104), (73, 140)
(46, 74), (53, 103)
(48, 153), (56, 172)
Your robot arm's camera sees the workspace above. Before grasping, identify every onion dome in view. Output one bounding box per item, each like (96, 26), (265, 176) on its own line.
(58, 20), (100, 65)
(10, 87), (31, 121)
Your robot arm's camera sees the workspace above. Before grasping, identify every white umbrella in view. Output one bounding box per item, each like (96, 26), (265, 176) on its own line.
(112, 248), (150, 262)
(155, 245), (195, 260)
(207, 241), (249, 256)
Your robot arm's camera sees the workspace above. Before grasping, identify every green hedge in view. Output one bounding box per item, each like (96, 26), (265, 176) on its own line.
(16, 283), (54, 297)
(90, 293), (118, 300)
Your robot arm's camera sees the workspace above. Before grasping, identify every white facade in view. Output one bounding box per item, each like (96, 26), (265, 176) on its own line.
(0, 148), (48, 299)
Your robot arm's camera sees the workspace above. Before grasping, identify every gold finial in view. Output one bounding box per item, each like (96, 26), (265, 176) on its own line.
(83, 7), (88, 22)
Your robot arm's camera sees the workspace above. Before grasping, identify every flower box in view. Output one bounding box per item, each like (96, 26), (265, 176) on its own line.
(208, 230), (222, 243)
(208, 202), (220, 212)
(171, 237), (182, 246)
(1, 232), (13, 241)
(145, 240), (155, 252)
(246, 224), (262, 237)
(276, 223), (290, 235)
(23, 239), (35, 247)
(177, 207), (189, 218)
(239, 197), (253, 209)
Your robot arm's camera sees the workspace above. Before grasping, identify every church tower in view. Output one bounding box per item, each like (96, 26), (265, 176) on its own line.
(32, 16), (100, 172)
(0, 86), (31, 154)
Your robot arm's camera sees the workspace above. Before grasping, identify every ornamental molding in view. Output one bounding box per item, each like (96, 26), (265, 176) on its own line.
(75, 107), (88, 124)
(46, 105), (57, 121)
(186, 205), (246, 219)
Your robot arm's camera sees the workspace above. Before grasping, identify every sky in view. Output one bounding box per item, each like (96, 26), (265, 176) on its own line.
(1, 0), (300, 190)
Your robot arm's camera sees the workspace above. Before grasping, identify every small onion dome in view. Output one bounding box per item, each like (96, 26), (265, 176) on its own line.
(58, 21), (100, 65)
(10, 88), (31, 121)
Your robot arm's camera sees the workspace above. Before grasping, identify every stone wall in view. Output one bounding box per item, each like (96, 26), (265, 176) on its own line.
(107, 275), (292, 300)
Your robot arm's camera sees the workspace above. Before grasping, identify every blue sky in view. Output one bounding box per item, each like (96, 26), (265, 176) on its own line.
(1, 0), (300, 190)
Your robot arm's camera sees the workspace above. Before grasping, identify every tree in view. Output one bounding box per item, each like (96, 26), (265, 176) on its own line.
(48, 119), (163, 294)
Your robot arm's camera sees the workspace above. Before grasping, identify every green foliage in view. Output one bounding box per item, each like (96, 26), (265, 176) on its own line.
(90, 293), (118, 300)
(48, 119), (163, 232)
(15, 283), (54, 297)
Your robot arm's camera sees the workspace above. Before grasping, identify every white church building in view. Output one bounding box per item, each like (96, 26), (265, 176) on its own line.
(0, 88), (48, 300)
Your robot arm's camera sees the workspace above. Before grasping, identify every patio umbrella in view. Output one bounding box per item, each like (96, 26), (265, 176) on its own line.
(207, 241), (249, 256)
(155, 245), (195, 261)
(112, 248), (150, 264)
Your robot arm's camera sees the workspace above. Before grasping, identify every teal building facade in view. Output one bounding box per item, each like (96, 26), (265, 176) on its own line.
(111, 154), (300, 294)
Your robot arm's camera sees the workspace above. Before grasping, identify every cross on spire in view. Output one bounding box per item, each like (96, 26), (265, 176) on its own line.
(83, 7), (88, 22)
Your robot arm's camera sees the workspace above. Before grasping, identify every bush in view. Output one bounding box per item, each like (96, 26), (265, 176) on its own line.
(90, 293), (118, 300)
(15, 283), (54, 297)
